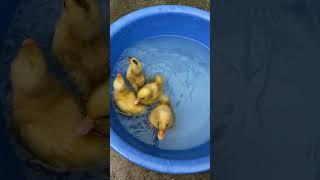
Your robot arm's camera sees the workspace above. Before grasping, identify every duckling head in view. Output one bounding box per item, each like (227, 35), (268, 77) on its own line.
(128, 56), (142, 75)
(113, 74), (126, 92)
(154, 74), (163, 86)
(63, 0), (105, 41)
(159, 95), (170, 105)
(135, 87), (152, 105)
(11, 38), (48, 95)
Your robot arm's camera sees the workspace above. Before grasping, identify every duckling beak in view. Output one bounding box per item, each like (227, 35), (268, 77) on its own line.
(22, 38), (36, 47)
(133, 99), (140, 105)
(116, 74), (122, 79)
(158, 130), (165, 140)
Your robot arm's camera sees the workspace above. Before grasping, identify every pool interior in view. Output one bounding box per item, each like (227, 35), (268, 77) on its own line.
(110, 10), (210, 160)
(112, 35), (210, 150)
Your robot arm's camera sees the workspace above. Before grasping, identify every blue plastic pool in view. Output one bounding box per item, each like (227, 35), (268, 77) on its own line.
(110, 5), (210, 174)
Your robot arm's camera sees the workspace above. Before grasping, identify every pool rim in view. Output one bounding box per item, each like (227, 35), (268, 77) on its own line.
(110, 5), (210, 174)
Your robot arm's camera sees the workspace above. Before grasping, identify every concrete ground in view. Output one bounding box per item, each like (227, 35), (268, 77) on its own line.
(110, 150), (210, 180)
(110, 0), (210, 180)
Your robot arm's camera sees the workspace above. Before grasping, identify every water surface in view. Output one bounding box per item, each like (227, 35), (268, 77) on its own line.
(112, 35), (210, 150)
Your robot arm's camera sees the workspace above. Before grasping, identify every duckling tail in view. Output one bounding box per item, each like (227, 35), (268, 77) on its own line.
(159, 95), (170, 105)
(154, 75), (163, 86)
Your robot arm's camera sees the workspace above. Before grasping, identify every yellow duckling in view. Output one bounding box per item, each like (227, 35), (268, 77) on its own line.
(149, 95), (175, 140)
(126, 56), (145, 91)
(113, 74), (146, 116)
(52, 0), (107, 96)
(11, 39), (106, 170)
(135, 75), (163, 105)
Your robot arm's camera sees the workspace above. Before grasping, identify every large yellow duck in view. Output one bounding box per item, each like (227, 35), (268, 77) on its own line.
(11, 39), (106, 170)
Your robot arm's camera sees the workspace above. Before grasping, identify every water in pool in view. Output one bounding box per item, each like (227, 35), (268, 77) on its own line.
(112, 35), (210, 150)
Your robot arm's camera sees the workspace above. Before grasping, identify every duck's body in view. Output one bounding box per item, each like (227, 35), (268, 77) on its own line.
(136, 75), (163, 105)
(52, 0), (108, 97)
(14, 95), (106, 169)
(113, 74), (145, 116)
(11, 39), (106, 170)
(149, 95), (175, 140)
(126, 56), (145, 91)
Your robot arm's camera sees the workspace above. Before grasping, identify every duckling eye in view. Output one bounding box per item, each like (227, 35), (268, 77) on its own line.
(132, 59), (138, 65)
(166, 124), (169, 128)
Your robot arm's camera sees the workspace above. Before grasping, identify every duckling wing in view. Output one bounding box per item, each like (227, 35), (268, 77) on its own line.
(149, 108), (161, 128)
(115, 91), (145, 116)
